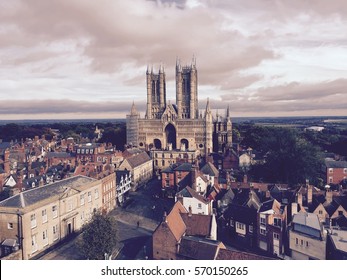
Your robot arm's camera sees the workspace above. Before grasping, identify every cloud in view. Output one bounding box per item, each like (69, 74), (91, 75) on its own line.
(0, 99), (145, 116)
(0, 0), (346, 118)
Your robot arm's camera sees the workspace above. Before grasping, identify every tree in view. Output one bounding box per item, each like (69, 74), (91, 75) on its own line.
(78, 211), (118, 260)
(246, 126), (323, 185)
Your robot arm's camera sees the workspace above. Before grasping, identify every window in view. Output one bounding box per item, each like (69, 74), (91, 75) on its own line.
(300, 240), (304, 246)
(329, 177), (333, 183)
(31, 235), (37, 253)
(42, 209), (47, 223)
(306, 241), (309, 247)
(273, 233), (280, 240)
(236, 222), (245, 230)
(329, 168), (333, 173)
(7, 222), (14, 229)
(53, 225), (58, 241)
(31, 214), (37, 228)
(260, 228), (266, 235)
(249, 225), (253, 233)
(344, 168), (347, 174)
(80, 194), (85, 205)
(338, 210), (343, 216)
(95, 189), (99, 199)
(88, 191), (92, 202)
(296, 238), (298, 245)
(197, 203), (202, 209)
(274, 218), (281, 227)
(42, 230), (48, 246)
(260, 217), (266, 225)
(52, 205), (58, 218)
(319, 210), (323, 215)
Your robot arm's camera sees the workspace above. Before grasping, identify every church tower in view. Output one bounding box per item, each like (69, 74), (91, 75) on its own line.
(213, 105), (233, 153)
(146, 64), (166, 119)
(126, 102), (140, 147)
(176, 57), (198, 119)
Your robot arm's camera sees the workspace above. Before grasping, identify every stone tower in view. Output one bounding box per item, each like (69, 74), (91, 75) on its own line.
(213, 105), (233, 153)
(146, 64), (166, 119)
(126, 102), (140, 147)
(125, 57), (233, 159)
(176, 57), (198, 119)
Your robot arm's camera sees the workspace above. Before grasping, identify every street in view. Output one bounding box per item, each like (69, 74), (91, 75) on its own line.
(39, 178), (174, 260)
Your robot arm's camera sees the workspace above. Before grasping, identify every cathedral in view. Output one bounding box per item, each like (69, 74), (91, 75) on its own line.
(126, 58), (232, 157)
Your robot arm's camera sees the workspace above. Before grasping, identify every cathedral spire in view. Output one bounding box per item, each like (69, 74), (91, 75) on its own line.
(204, 98), (211, 117)
(130, 101), (138, 115)
(226, 104), (230, 118)
(159, 61), (164, 73)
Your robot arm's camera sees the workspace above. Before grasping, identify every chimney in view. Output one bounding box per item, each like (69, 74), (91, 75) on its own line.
(188, 206), (192, 217)
(162, 211), (167, 223)
(291, 202), (298, 217)
(296, 192), (303, 206)
(17, 174), (23, 191)
(265, 190), (271, 198)
(4, 149), (10, 173)
(325, 188), (333, 204)
(307, 185), (313, 205)
(176, 193), (183, 204)
(243, 174), (248, 183)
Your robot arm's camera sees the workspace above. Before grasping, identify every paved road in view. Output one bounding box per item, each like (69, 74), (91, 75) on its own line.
(39, 178), (173, 260)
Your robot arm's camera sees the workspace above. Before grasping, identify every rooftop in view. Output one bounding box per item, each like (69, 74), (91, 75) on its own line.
(0, 175), (96, 209)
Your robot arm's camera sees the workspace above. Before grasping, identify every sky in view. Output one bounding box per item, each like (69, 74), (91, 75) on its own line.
(0, 0), (346, 120)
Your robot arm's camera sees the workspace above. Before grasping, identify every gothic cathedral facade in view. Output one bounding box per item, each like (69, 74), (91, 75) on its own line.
(126, 58), (232, 156)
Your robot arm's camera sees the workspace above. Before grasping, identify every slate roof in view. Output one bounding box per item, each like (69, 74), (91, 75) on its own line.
(325, 160), (347, 169)
(177, 187), (209, 204)
(23, 175), (47, 189)
(200, 162), (219, 177)
(259, 199), (276, 212)
(223, 203), (257, 225)
(332, 215), (347, 228)
(329, 230), (347, 253)
(178, 236), (221, 260)
(31, 161), (46, 170)
(174, 163), (192, 172)
(126, 152), (151, 168)
(0, 175), (95, 209)
(176, 173), (192, 191)
(292, 212), (321, 231)
(0, 142), (12, 151)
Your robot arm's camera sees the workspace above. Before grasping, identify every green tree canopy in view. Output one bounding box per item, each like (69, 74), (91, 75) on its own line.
(78, 211), (118, 260)
(243, 126), (323, 185)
